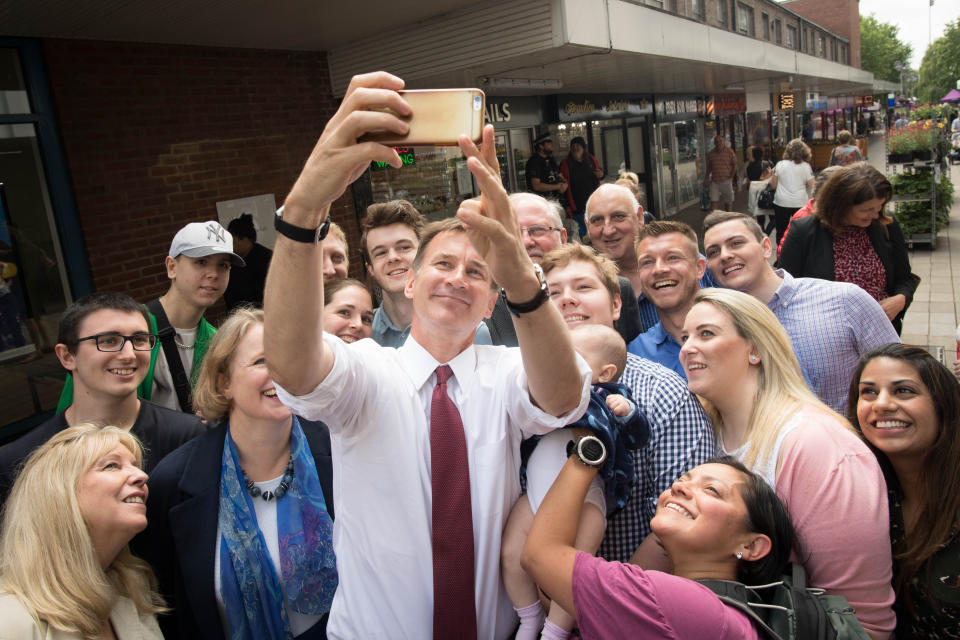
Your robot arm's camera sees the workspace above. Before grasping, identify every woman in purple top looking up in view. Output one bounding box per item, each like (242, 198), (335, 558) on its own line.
(522, 455), (793, 639)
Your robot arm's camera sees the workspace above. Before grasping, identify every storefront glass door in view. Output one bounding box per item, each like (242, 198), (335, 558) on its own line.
(656, 120), (701, 218)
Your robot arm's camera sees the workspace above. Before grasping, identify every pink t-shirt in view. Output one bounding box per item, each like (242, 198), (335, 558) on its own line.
(777, 408), (895, 638)
(572, 552), (760, 639)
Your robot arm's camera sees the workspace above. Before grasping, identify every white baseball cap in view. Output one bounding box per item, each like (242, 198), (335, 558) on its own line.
(169, 221), (245, 266)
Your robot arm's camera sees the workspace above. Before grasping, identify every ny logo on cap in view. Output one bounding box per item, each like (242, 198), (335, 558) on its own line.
(206, 223), (226, 243)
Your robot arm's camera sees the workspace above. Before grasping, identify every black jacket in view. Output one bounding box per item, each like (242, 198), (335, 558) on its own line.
(778, 215), (917, 332)
(133, 419), (334, 639)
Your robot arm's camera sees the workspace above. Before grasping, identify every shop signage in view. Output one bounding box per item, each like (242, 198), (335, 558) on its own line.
(657, 96), (703, 119)
(806, 99), (828, 111)
(370, 147), (415, 170)
(855, 95), (874, 107)
(484, 96), (542, 128)
(557, 94), (652, 121)
(775, 93), (795, 111)
(712, 94), (746, 113)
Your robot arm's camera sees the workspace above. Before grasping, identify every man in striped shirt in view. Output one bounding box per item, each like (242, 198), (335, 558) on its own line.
(703, 134), (738, 211)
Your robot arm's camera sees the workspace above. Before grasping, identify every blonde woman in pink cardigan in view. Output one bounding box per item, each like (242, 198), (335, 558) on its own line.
(677, 288), (895, 640)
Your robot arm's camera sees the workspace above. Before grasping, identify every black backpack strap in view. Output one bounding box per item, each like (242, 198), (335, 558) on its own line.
(146, 298), (192, 413)
(699, 579), (784, 640)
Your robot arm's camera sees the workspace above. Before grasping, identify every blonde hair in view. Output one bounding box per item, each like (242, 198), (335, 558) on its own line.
(327, 222), (348, 257)
(783, 138), (811, 163)
(692, 289), (851, 467)
(0, 424), (165, 637)
(540, 243), (621, 302)
(192, 307), (264, 421)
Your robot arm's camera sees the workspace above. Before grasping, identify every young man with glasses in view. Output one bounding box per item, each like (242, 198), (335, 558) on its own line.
(56, 220), (244, 413)
(0, 292), (204, 503)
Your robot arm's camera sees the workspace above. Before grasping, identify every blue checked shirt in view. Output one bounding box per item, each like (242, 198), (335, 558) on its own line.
(767, 270), (900, 412)
(598, 354), (715, 562)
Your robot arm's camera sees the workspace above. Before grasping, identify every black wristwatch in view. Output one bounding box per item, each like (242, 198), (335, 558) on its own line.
(502, 264), (549, 317)
(566, 435), (607, 467)
(274, 206), (332, 244)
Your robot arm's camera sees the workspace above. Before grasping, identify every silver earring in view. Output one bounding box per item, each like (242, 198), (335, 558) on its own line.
(749, 355), (759, 364)
(736, 551), (743, 560)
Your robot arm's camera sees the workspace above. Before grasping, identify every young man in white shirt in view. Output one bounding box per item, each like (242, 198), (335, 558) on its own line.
(264, 72), (590, 640)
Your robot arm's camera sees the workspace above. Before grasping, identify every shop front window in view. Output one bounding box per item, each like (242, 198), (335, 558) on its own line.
(369, 146), (477, 222)
(1, 45), (76, 432)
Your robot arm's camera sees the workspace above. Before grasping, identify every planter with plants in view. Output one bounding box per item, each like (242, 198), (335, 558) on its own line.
(889, 165), (953, 240)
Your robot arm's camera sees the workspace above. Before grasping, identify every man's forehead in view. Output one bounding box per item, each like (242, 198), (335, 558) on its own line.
(639, 232), (694, 254)
(79, 309), (148, 334)
(321, 236), (347, 253)
(546, 259), (600, 282)
(366, 223), (419, 248)
(706, 220), (754, 246)
(515, 198), (552, 223)
(424, 231), (486, 264)
(589, 194), (634, 217)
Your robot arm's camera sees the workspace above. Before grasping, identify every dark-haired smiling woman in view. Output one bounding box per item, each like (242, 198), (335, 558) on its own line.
(136, 308), (336, 640)
(522, 454), (793, 639)
(849, 343), (960, 638)
(778, 162), (916, 333)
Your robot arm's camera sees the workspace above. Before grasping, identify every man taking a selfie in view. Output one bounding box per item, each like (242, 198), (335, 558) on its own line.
(264, 72), (590, 640)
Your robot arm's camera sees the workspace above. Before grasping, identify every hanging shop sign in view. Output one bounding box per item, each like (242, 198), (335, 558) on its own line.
(484, 96), (542, 128)
(557, 94), (652, 122)
(806, 99), (828, 111)
(775, 92), (796, 111)
(657, 96), (704, 121)
(855, 95), (874, 107)
(712, 94), (747, 114)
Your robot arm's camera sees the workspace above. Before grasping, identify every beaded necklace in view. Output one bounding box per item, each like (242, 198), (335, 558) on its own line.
(242, 456), (294, 501)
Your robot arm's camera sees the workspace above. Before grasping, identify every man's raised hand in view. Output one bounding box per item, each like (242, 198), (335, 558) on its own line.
(456, 126), (535, 296)
(284, 72), (411, 226)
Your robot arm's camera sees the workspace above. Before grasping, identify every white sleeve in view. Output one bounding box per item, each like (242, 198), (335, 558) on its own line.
(273, 335), (380, 432)
(503, 350), (592, 438)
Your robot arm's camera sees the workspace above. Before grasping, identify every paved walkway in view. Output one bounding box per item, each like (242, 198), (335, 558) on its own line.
(873, 139), (960, 367)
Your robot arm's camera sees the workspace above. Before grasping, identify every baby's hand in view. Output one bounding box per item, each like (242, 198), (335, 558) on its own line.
(606, 393), (631, 417)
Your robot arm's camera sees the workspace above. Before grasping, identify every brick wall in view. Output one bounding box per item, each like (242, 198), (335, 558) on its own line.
(42, 39), (360, 302)
(782, 0), (859, 67)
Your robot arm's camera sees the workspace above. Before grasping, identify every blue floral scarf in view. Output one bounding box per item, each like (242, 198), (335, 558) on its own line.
(218, 417), (338, 640)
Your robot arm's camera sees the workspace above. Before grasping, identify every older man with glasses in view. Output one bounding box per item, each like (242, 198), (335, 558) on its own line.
(0, 291), (204, 505)
(486, 192), (643, 346)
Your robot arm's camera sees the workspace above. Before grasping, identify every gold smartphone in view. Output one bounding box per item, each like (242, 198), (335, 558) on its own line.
(359, 88), (485, 146)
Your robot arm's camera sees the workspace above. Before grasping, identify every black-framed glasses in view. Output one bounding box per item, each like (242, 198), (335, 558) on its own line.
(75, 332), (158, 352)
(520, 225), (563, 239)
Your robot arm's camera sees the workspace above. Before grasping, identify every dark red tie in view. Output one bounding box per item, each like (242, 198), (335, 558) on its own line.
(431, 364), (477, 640)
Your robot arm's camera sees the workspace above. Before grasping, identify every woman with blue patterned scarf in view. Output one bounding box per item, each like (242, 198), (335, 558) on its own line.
(135, 308), (337, 640)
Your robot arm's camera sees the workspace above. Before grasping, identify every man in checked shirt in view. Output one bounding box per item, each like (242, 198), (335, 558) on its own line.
(540, 243), (715, 566)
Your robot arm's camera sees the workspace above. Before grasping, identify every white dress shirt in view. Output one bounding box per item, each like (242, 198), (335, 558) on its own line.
(275, 334), (592, 640)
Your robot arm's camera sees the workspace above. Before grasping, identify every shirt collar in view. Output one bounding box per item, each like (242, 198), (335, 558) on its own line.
(649, 321), (674, 346)
(398, 335), (477, 397)
(372, 305), (407, 334)
(767, 269), (796, 308)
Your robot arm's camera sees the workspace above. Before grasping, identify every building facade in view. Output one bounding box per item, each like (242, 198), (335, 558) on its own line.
(0, 0), (875, 434)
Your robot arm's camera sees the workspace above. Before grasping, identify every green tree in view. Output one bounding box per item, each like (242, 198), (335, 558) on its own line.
(860, 14), (913, 84)
(915, 18), (960, 104)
